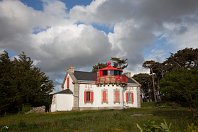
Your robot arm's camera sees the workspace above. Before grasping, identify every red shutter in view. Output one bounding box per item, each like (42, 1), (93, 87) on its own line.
(91, 91), (94, 103)
(131, 92), (134, 104)
(84, 91), (86, 103)
(126, 92), (128, 103)
(103, 91), (106, 102)
(104, 91), (107, 102)
(67, 77), (69, 89)
(115, 91), (119, 102)
(118, 91), (120, 102)
(114, 91), (116, 102)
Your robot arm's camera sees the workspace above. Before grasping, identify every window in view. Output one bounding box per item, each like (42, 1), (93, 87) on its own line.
(66, 77), (69, 89)
(102, 90), (108, 103)
(114, 90), (120, 103)
(103, 70), (108, 76)
(114, 70), (122, 75)
(126, 92), (134, 104)
(84, 91), (94, 103)
(109, 70), (114, 75)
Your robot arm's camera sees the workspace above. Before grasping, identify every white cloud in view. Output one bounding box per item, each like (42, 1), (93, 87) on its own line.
(31, 24), (111, 72)
(0, 1), (110, 72)
(70, 0), (135, 25)
(108, 19), (154, 69)
(0, 0), (198, 90)
(145, 49), (168, 63)
(168, 24), (198, 50)
(0, 49), (4, 54)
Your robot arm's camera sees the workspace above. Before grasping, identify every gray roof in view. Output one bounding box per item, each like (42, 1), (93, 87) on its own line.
(128, 78), (136, 83)
(74, 71), (137, 84)
(74, 71), (97, 81)
(54, 89), (73, 94)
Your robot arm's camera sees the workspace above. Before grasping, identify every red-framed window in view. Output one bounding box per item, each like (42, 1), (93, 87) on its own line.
(66, 77), (69, 89)
(102, 90), (108, 103)
(114, 90), (120, 103)
(126, 92), (134, 104)
(84, 91), (94, 103)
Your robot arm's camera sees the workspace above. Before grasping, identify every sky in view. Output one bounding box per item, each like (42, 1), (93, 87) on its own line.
(0, 0), (198, 91)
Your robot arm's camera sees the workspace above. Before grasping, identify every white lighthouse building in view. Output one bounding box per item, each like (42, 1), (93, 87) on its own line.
(51, 62), (141, 112)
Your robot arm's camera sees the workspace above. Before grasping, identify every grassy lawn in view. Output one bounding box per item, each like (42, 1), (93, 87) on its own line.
(0, 103), (197, 132)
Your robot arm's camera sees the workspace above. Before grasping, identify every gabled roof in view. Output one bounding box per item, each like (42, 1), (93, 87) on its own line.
(128, 77), (141, 86)
(128, 78), (136, 83)
(74, 71), (97, 81)
(54, 89), (73, 94)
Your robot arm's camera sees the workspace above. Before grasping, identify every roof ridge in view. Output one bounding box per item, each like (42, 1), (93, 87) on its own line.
(75, 70), (96, 73)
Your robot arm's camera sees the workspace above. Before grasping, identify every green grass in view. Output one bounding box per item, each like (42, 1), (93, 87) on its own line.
(0, 103), (197, 132)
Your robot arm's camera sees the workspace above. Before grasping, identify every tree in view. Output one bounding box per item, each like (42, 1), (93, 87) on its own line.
(141, 48), (198, 105)
(163, 48), (198, 72)
(92, 57), (128, 72)
(0, 51), (17, 114)
(160, 69), (198, 115)
(111, 57), (128, 69)
(142, 60), (157, 102)
(133, 73), (153, 102)
(92, 62), (108, 72)
(13, 52), (53, 107)
(0, 51), (53, 114)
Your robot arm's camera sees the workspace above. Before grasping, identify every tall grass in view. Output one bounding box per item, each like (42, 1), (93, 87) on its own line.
(0, 103), (197, 132)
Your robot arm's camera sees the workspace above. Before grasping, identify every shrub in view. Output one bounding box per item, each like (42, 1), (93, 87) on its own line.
(137, 120), (171, 132)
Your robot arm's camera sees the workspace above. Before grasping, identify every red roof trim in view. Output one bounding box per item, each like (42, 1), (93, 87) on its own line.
(99, 65), (122, 71)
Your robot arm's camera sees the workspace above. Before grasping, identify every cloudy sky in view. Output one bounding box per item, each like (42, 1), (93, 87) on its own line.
(0, 0), (198, 91)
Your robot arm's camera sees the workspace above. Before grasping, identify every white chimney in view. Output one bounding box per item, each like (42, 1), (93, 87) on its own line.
(124, 72), (131, 78)
(67, 66), (75, 73)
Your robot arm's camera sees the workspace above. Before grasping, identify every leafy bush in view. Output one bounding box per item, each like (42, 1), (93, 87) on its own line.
(137, 120), (171, 132)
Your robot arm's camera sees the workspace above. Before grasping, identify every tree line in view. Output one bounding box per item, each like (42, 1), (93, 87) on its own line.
(133, 48), (198, 114)
(0, 51), (53, 115)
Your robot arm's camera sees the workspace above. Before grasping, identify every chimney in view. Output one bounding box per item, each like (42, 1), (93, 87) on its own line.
(67, 66), (75, 73)
(124, 72), (131, 78)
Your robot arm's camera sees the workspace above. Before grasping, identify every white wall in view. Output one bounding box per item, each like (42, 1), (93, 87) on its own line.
(63, 74), (74, 93)
(79, 84), (124, 108)
(51, 94), (57, 112)
(124, 86), (138, 107)
(51, 94), (73, 112)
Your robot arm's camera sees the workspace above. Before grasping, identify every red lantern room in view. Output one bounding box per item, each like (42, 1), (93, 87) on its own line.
(96, 61), (128, 85)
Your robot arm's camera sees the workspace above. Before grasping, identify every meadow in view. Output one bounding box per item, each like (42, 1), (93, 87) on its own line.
(0, 103), (197, 132)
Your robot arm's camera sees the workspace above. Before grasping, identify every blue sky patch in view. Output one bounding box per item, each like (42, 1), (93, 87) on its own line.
(32, 26), (51, 34)
(92, 23), (114, 34)
(6, 49), (17, 58)
(21, 0), (93, 11)
(21, 0), (44, 10)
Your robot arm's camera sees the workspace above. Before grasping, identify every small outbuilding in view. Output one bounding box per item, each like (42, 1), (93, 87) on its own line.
(51, 89), (73, 112)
